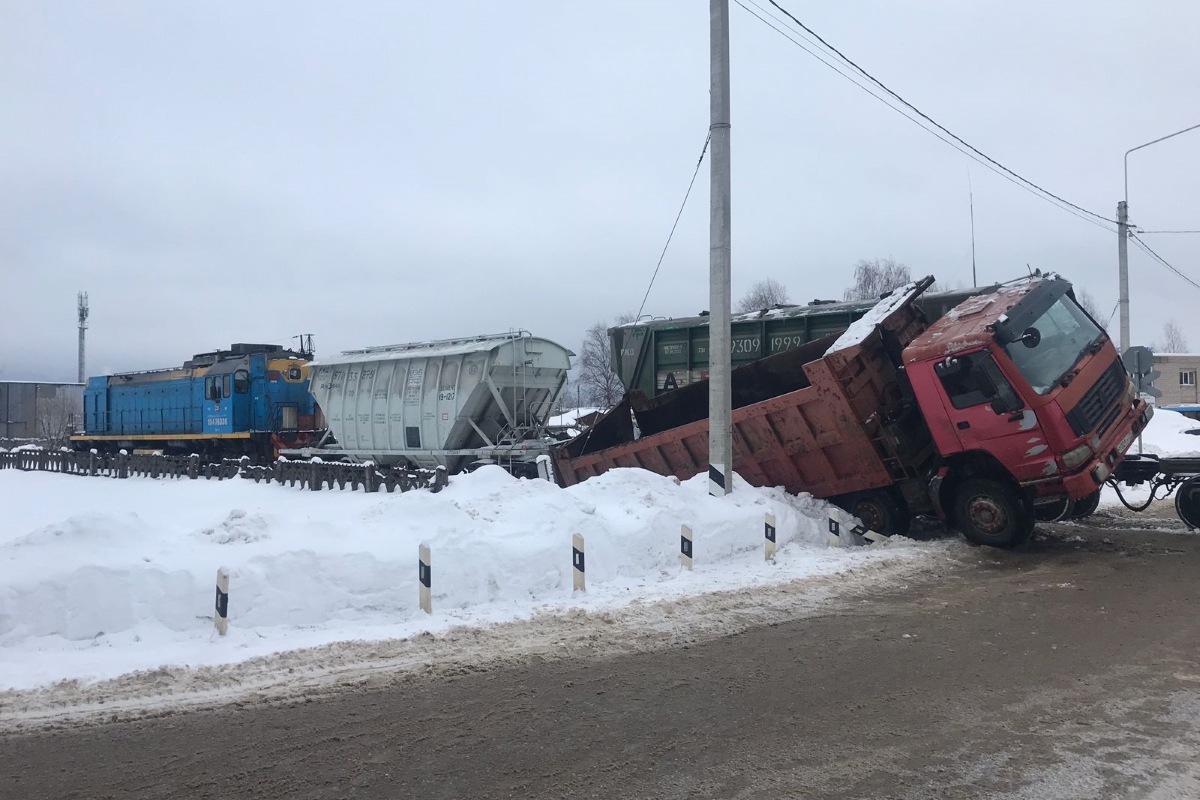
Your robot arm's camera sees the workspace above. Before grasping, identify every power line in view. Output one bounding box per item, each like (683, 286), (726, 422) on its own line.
(1129, 233), (1200, 292)
(735, 0), (1118, 231)
(1132, 227), (1200, 235)
(635, 132), (711, 320)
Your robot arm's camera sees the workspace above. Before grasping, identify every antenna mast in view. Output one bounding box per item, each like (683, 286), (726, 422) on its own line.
(77, 292), (89, 383)
(967, 167), (977, 288)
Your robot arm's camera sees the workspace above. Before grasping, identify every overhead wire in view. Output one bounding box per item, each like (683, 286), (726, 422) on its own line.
(635, 132), (711, 320)
(1132, 227), (1200, 235)
(1129, 233), (1200, 292)
(733, 0), (1118, 233)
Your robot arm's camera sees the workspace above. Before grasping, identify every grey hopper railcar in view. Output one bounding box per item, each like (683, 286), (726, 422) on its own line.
(306, 332), (573, 472)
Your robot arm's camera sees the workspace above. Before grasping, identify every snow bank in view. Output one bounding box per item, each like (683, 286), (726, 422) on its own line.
(1139, 407), (1200, 457)
(829, 282), (922, 351)
(0, 467), (924, 689)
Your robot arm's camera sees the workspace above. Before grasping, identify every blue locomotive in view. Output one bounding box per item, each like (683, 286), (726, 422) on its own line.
(73, 343), (320, 460)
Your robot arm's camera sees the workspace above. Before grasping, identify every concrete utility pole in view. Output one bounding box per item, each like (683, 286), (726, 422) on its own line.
(708, 0), (732, 497)
(1117, 202), (1129, 351)
(77, 291), (89, 384)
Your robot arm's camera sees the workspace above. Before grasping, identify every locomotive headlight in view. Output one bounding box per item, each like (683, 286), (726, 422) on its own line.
(1062, 443), (1093, 469)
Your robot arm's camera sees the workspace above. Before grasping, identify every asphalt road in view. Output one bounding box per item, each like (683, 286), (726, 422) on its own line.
(4, 517), (1200, 799)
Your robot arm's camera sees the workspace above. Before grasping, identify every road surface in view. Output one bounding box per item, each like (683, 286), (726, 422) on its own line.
(4, 513), (1199, 799)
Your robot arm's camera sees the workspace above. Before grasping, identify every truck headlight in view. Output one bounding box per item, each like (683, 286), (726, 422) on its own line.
(1091, 462), (1111, 484)
(1062, 443), (1092, 469)
(1125, 379), (1137, 403)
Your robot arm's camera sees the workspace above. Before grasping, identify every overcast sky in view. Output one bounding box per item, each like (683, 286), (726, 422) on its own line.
(3, 1), (1198, 381)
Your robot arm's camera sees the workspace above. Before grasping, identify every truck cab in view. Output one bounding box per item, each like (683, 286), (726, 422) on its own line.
(904, 275), (1152, 545)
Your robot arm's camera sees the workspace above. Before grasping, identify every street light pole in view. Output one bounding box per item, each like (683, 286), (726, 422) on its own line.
(1120, 122), (1200, 350)
(708, 0), (732, 497)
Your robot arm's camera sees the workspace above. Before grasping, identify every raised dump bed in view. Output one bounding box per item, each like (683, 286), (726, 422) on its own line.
(554, 281), (940, 507)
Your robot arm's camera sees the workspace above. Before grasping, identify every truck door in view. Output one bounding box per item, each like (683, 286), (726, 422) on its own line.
(934, 351), (1052, 479)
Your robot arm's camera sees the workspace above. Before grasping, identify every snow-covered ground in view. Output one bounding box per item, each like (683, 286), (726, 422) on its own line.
(0, 466), (929, 694)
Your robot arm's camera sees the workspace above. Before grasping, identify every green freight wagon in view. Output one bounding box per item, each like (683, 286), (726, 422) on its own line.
(610, 284), (995, 398)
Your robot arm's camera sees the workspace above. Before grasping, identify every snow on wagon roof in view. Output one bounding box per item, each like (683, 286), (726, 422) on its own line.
(313, 332), (562, 366)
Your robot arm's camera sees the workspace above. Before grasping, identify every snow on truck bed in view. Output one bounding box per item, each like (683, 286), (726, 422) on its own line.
(829, 282), (922, 351)
(0, 466), (929, 693)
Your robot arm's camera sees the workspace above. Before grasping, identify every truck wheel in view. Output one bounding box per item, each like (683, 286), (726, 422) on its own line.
(1034, 498), (1074, 522)
(844, 490), (911, 537)
(954, 478), (1034, 549)
(1069, 491), (1101, 520)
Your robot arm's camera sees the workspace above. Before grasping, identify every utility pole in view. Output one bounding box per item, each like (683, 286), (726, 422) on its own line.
(1117, 201), (1129, 351)
(708, 0), (732, 497)
(77, 291), (89, 384)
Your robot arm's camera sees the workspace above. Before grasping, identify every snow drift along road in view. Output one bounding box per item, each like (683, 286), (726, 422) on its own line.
(0, 465), (923, 691)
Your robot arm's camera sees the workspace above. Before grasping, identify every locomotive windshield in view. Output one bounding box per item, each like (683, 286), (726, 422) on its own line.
(1002, 296), (1103, 395)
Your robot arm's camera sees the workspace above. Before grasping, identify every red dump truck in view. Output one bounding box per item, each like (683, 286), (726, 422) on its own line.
(552, 275), (1152, 548)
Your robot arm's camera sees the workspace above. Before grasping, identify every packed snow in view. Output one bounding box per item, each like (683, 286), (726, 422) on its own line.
(0, 466), (929, 691)
(829, 282), (923, 351)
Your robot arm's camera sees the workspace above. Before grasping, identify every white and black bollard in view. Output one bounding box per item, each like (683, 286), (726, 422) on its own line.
(827, 508), (884, 548)
(419, 543), (432, 614)
(680, 524), (693, 571)
(764, 512), (777, 561)
(214, 567), (230, 636)
(572, 533), (585, 592)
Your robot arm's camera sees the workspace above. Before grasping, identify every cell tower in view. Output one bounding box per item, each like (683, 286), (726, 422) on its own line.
(77, 292), (89, 383)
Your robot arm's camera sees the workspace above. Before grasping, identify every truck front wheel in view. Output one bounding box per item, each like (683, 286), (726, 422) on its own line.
(954, 478), (1034, 548)
(1069, 490), (1101, 520)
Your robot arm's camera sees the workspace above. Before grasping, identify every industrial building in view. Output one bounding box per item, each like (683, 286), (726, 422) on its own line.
(0, 381), (85, 445)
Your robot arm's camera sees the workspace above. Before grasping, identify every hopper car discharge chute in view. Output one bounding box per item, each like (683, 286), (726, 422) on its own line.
(289, 331), (574, 477)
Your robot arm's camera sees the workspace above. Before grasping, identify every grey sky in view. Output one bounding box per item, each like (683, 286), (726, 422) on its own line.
(3, 1), (1198, 382)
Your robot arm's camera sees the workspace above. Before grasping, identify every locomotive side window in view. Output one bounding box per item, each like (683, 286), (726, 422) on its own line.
(233, 369), (249, 394)
(223, 375), (231, 398)
(204, 376), (217, 400)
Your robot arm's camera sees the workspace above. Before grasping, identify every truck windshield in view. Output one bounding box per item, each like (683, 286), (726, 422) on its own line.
(1003, 296), (1103, 394)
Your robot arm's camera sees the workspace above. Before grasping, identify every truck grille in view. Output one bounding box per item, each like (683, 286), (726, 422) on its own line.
(1066, 360), (1126, 437)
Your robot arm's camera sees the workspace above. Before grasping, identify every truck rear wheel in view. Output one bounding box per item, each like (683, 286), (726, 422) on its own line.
(954, 478), (1034, 549)
(843, 490), (911, 537)
(1069, 490), (1101, 520)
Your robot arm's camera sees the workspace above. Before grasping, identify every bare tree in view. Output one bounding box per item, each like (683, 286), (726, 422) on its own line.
(843, 258), (913, 301)
(36, 393), (77, 450)
(736, 278), (790, 312)
(1157, 319), (1189, 353)
(1075, 289), (1106, 330)
(577, 314), (634, 409)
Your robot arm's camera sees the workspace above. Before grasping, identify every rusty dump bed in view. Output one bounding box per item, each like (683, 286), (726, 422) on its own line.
(552, 282), (939, 500)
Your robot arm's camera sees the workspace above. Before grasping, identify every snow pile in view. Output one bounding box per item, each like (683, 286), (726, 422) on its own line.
(1139, 407), (1200, 457)
(829, 282), (923, 351)
(0, 467), (927, 689)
